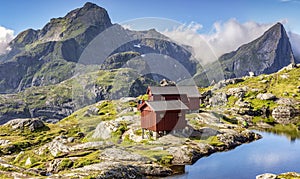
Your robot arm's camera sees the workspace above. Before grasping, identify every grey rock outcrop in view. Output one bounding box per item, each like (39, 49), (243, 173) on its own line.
(217, 129), (261, 149)
(36, 139), (71, 157)
(71, 141), (113, 150)
(92, 120), (122, 140)
(0, 140), (10, 146)
(209, 92), (227, 106)
(212, 78), (244, 91)
(257, 93), (276, 100)
(5, 118), (45, 131)
(227, 86), (249, 98)
(256, 173), (277, 179)
(100, 148), (148, 162)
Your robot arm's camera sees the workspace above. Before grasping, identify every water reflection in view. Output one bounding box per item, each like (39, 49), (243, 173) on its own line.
(171, 130), (300, 179)
(255, 123), (300, 143)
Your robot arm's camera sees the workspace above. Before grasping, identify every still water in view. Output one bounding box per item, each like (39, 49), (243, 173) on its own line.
(172, 131), (300, 179)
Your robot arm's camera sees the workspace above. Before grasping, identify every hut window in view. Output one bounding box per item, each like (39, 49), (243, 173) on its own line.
(161, 96), (165, 100)
(178, 113), (182, 117)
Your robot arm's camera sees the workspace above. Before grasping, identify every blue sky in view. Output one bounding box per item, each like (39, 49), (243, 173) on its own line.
(1, 0), (300, 58)
(1, 0), (300, 34)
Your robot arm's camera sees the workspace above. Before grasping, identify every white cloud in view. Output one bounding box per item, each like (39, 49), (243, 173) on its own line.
(248, 151), (296, 169)
(121, 24), (133, 30)
(162, 19), (275, 64)
(280, 0), (300, 3)
(288, 31), (300, 58)
(0, 26), (14, 54)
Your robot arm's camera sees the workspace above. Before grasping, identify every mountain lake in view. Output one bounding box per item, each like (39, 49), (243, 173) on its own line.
(169, 129), (300, 179)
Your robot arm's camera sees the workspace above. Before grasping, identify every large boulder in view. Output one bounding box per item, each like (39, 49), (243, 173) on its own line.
(256, 93), (276, 100)
(35, 139), (71, 157)
(92, 121), (122, 140)
(4, 118), (45, 131)
(36, 139), (71, 157)
(209, 92), (227, 106)
(256, 173), (277, 179)
(122, 128), (144, 143)
(167, 145), (194, 164)
(227, 86), (248, 98)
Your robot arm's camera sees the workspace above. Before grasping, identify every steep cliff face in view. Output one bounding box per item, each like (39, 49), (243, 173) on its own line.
(219, 23), (295, 78)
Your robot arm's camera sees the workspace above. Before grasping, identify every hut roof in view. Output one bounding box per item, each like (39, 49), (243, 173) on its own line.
(145, 100), (188, 112)
(148, 86), (201, 98)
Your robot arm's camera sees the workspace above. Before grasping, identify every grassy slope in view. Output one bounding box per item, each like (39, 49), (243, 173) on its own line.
(206, 66), (300, 111)
(0, 68), (152, 117)
(199, 66), (300, 137)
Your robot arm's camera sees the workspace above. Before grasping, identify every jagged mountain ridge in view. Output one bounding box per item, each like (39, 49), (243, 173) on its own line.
(195, 23), (296, 86)
(0, 2), (196, 93)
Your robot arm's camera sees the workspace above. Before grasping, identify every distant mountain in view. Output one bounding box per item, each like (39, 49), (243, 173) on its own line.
(0, 2), (112, 93)
(194, 23), (296, 86)
(0, 2), (197, 93)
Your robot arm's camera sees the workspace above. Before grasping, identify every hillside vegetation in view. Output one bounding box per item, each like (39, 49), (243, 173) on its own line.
(199, 65), (300, 138)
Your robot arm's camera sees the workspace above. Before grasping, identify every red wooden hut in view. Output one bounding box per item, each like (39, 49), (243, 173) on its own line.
(138, 100), (189, 139)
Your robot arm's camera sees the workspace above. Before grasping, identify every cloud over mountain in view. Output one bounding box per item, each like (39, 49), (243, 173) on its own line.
(162, 19), (276, 64)
(0, 26), (14, 54)
(288, 31), (300, 58)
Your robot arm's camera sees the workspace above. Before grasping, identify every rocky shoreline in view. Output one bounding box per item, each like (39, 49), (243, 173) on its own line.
(0, 110), (262, 178)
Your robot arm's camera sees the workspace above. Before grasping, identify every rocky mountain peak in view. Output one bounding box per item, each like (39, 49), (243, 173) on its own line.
(218, 22), (295, 78)
(10, 2), (112, 48)
(64, 2), (112, 27)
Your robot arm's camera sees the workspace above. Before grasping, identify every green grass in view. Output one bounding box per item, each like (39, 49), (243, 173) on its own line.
(96, 101), (117, 120)
(193, 136), (225, 147)
(135, 149), (173, 165)
(57, 158), (74, 171)
(0, 165), (19, 172)
(72, 150), (101, 168)
(0, 123), (62, 155)
(227, 96), (239, 107)
(12, 148), (53, 169)
(247, 98), (277, 111)
(277, 173), (300, 179)
(207, 67), (300, 103)
(111, 122), (128, 143)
